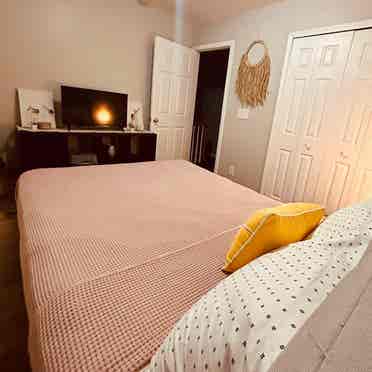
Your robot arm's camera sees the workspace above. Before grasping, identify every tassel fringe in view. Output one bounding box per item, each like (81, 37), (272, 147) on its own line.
(236, 40), (271, 108)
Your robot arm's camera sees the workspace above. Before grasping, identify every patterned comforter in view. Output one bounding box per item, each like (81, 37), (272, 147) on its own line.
(147, 200), (372, 371)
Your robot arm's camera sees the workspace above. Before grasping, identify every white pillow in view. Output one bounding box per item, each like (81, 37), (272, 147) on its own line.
(145, 201), (372, 372)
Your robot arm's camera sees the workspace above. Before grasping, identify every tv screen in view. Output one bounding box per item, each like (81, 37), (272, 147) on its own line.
(61, 86), (127, 130)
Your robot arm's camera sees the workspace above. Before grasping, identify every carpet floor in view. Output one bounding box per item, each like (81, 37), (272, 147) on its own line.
(0, 211), (30, 371)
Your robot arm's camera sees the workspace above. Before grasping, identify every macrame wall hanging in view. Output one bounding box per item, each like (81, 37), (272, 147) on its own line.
(236, 40), (271, 108)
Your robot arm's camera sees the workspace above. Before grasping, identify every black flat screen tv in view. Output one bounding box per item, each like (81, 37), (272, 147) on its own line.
(61, 86), (127, 130)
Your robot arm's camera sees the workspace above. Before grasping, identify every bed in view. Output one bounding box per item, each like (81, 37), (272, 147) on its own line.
(17, 160), (279, 371)
(17, 160), (372, 371)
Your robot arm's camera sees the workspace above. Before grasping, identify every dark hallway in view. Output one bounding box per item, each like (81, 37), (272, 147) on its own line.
(191, 49), (230, 172)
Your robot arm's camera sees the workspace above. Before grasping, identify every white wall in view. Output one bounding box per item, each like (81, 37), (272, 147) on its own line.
(0, 0), (196, 151)
(195, 0), (372, 191)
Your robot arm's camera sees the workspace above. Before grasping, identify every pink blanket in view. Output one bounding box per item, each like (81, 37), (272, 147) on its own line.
(17, 160), (278, 371)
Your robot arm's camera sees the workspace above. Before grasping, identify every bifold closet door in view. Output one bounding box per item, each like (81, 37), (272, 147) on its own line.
(329, 28), (372, 208)
(261, 31), (354, 205)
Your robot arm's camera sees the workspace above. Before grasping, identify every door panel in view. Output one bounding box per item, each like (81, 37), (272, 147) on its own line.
(284, 78), (306, 135)
(151, 36), (199, 161)
(262, 37), (317, 201)
(295, 32), (354, 206)
(346, 30), (372, 205)
(355, 169), (372, 202)
(174, 47), (193, 75)
(173, 127), (185, 159)
(304, 78), (331, 138)
(158, 76), (172, 114)
(348, 104), (372, 204)
(292, 153), (313, 202)
(319, 29), (372, 211)
(263, 28), (372, 213)
(342, 103), (365, 145)
(271, 149), (291, 199)
(174, 77), (189, 116)
(358, 41), (372, 77)
(262, 31), (354, 205)
(324, 161), (351, 212)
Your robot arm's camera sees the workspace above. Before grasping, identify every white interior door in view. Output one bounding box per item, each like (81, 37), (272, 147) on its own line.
(150, 36), (200, 161)
(261, 31), (354, 207)
(340, 29), (372, 206)
(260, 36), (320, 202)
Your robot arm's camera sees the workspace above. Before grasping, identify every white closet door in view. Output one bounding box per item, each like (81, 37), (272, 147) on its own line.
(261, 32), (354, 204)
(151, 36), (200, 161)
(340, 29), (372, 206)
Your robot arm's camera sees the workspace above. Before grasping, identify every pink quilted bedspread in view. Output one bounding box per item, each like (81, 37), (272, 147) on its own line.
(17, 160), (278, 371)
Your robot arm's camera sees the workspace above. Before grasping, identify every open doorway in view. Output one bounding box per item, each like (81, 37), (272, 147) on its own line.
(190, 41), (235, 172)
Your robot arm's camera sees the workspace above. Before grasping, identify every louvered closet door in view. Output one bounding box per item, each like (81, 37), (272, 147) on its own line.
(261, 32), (354, 204)
(331, 29), (372, 208)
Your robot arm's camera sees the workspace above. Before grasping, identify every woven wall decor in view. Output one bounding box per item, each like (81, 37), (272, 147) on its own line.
(236, 40), (271, 108)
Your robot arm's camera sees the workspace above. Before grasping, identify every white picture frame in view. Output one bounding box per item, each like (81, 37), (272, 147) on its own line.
(17, 88), (56, 128)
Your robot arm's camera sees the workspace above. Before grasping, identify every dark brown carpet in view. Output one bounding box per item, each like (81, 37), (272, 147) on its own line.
(0, 212), (30, 371)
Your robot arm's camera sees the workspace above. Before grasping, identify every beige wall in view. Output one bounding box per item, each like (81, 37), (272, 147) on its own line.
(4, 0), (372, 181)
(196, 0), (372, 191)
(1, 0), (195, 151)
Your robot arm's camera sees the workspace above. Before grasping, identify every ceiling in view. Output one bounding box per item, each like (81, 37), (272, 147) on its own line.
(144, 0), (280, 25)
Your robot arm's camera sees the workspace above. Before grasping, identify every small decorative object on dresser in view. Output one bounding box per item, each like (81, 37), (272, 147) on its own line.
(17, 89), (56, 128)
(127, 101), (144, 131)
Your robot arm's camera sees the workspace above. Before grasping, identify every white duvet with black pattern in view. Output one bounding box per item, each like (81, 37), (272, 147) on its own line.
(145, 200), (372, 372)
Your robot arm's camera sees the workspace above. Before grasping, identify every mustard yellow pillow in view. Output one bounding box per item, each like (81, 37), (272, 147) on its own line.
(223, 203), (325, 273)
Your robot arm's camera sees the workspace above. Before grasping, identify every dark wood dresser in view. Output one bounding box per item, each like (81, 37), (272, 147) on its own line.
(17, 127), (157, 172)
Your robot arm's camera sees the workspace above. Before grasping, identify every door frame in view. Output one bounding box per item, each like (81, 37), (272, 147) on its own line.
(260, 18), (372, 194)
(193, 40), (235, 173)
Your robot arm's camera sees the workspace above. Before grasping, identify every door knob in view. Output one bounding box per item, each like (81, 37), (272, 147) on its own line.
(340, 151), (348, 159)
(152, 118), (159, 130)
(305, 144), (311, 151)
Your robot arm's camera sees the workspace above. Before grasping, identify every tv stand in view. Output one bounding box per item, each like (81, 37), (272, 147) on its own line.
(16, 126), (157, 172)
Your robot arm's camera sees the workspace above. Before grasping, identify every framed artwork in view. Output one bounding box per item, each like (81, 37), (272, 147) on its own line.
(17, 88), (56, 128)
